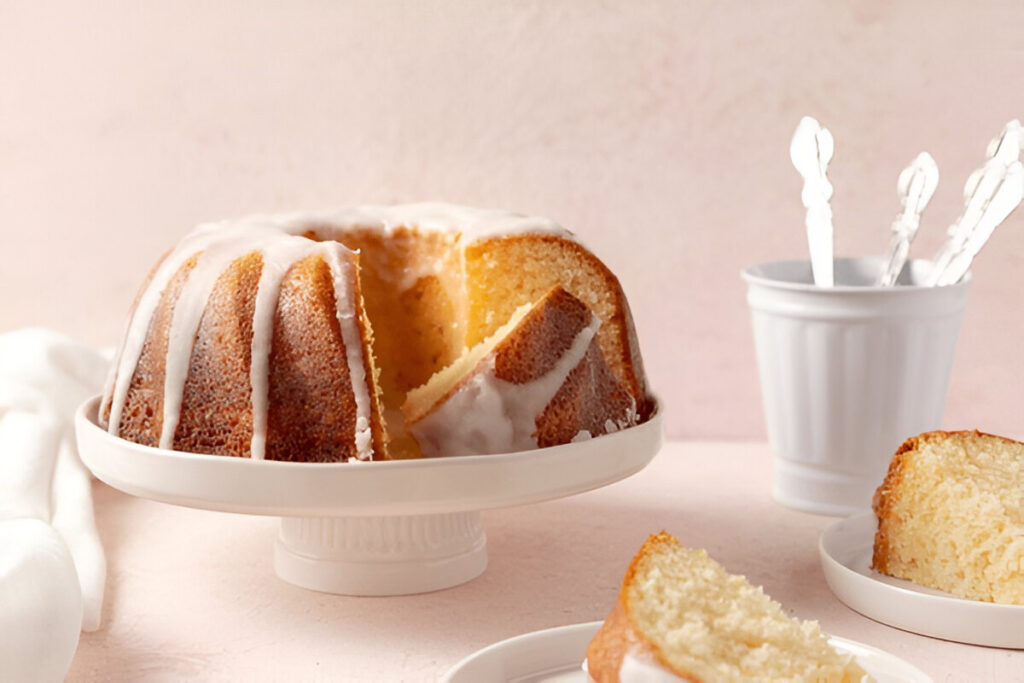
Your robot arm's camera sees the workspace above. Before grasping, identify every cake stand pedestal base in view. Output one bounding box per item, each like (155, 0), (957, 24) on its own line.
(273, 511), (487, 595)
(76, 395), (663, 597)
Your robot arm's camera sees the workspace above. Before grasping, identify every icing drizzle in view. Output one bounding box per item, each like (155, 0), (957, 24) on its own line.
(102, 202), (572, 460)
(409, 313), (602, 457)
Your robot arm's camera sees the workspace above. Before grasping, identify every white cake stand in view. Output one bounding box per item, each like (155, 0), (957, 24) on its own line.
(76, 396), (662, 596)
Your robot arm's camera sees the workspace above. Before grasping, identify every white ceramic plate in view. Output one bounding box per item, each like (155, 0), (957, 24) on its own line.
(441, 621), (930, 682)
(75, 395), (663, 517)
(820, 512), (1024, 648)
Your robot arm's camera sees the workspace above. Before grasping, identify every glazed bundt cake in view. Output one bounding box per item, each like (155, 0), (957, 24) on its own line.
(585, 532), (868, 683)
(100, 203), (653, 462)
(872, 430), (1024, 604)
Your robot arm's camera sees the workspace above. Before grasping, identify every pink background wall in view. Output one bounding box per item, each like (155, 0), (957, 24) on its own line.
(3, 1), (1023, 440)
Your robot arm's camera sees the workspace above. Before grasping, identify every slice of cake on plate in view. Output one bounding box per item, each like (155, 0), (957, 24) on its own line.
(585, 531), (867, 682)
(872, 430), (1024, 604)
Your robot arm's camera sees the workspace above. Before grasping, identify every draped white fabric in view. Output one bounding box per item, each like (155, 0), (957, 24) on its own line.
(0, 329), (108, 681)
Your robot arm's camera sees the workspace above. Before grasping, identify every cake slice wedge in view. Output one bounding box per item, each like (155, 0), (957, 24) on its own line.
(872, 430), (1024, 604)
(402, 286), (639, 457)
(585, 532), (868, 682)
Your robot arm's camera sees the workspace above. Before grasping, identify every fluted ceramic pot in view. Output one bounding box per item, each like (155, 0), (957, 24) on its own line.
(743, 257), (969, 515)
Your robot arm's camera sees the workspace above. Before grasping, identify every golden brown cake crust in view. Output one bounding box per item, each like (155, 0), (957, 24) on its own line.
(493, 286), (591, 384)
(587, 602), (657, 683)
(587, 532), (866, 681)
(109, 254), (199, 448)
(266, 254), (376, 462)
(464, 234), (654, 421)
(172, 252), (261, 456)
(493, 286), (638, 448)
(872, 429), (1021, 574)
(105, 249), (386, 462)
(402, 285), (640, 455)
(871, 429), (1024, 605)
(585, 532), (697, 683)
(533, 340), (637, 448)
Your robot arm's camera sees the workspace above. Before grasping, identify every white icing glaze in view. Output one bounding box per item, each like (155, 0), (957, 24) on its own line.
(105, 222), (372, 459)
(323, 245), (373, 460)
(285, 202), (570, 241)
(188, 202), (573, 246)
(603, 403), (640, 436)
(393, 255), (447, 293)
(159, 228), (326, 451)
(103, 202), (570, 460)
(409, 313), (601, 457)
(246, 236), (365, 460)
(581, 652), (683, 683)
(618, 652), (685, 683)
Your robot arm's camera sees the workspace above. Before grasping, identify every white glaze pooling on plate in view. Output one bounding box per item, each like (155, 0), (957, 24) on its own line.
(615, 652), (686, 682)
(410, 313), (603, 457)
(579, 652), (682, 683)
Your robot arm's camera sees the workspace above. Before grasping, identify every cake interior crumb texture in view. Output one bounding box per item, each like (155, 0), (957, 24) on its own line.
(872, 430), (1024, 604)
(619, 533), (866, 682)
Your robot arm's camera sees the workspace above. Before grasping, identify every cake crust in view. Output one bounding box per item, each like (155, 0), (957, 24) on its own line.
(872, 429), (1024, 603)
(403, 286), (640, 457)
(585, 532), (698, 683)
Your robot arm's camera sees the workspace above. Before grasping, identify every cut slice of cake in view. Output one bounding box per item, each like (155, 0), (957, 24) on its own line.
(872, 430), (1024, 604)
(585, 532), (868, 683)
(402, 286), (639, 457)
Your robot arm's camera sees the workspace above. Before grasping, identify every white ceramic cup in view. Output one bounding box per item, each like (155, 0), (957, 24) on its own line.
(742, 257), (969, 516)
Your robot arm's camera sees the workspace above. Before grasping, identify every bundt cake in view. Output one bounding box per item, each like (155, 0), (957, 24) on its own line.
(585, 532), (868, 683)
(100, 203), (653, 462)
(872, 430), (1024, 604)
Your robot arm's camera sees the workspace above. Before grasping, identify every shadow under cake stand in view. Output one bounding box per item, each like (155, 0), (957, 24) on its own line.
(76, 396), (662, 596)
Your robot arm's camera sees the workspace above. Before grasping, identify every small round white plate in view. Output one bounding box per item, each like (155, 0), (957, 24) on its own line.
(820, 512), (1024, 648)
(441, 621), (930, 683)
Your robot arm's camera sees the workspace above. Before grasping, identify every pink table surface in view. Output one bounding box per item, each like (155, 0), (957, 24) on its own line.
(68, 441), (1022, 681)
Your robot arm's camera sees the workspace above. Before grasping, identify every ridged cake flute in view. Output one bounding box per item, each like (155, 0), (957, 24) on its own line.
(100, 202), (655, 462)
(101, 222), (386, 463)
(585, 532), (868, 682)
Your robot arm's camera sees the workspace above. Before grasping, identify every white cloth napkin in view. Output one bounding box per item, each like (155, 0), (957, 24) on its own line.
(0, 328), (109, 682)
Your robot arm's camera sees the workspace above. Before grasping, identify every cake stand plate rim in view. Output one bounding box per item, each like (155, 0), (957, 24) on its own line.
(75, 395), (664, 517)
